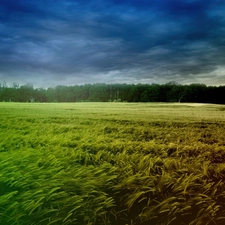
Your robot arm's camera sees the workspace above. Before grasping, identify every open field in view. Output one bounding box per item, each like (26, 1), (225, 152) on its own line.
(1, 102), (225, 225)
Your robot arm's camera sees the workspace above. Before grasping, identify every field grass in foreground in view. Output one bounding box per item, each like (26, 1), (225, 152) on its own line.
(1, 102), (225, 225)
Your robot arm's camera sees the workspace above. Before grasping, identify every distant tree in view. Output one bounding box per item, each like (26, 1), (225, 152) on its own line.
(166, 81), (180, 86)
(149, 84), (161, 102)
(1, 81), (224, 103)
(111, 84), (123, 102)
(18, 84), (35, 102)
(3, 81), (7, 88)
(185, 84), (207, 103)
(55, 85), (67, 102)
(166, 82), (187, 102)
(213, 86), (225, 104)
(45, 87), (55, 102)
(11, 82), (20, 89)
(0, 81), (7, 93)
(0, 88), (17, 102)
(35, 88), (47, 102)
(88, 84), (109, 102)
(30, 96), (35, 103)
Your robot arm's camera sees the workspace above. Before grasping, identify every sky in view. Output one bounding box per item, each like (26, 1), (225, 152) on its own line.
(1, 0), (225, 88)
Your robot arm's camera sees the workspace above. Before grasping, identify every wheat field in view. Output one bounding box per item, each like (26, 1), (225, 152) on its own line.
(1, 102), (225, 225)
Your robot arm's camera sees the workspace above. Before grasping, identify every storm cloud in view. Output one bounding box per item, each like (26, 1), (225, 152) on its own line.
(0, 0), (225, 87)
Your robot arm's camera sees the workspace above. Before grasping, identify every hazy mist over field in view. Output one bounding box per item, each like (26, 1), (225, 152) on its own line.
(1, 0), (225, 87)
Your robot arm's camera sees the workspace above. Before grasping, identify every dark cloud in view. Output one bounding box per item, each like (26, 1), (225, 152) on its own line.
(0, 0), (225, 87)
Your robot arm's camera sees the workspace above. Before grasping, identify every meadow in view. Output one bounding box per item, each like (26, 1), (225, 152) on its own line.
(1, 102), (225, 225)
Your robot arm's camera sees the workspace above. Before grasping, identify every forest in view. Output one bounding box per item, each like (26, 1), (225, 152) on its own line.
(0, 81), (225, 104)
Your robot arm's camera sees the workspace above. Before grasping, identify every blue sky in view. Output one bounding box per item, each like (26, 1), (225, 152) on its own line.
(1, 0), (225, 87)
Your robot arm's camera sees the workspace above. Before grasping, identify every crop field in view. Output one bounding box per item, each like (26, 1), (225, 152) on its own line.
(1, 102), (225, 225)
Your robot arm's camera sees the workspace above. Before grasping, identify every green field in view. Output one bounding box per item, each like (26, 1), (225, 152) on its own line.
(1, 102), (225, 225)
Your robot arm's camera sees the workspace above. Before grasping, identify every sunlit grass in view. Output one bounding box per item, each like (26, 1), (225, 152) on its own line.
(1, 102), (225, 224)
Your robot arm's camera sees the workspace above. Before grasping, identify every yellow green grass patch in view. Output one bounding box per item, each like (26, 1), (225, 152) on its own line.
(1, 102), (225, 225)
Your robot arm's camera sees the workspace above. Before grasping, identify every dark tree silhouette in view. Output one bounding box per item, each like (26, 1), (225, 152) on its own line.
(0, 81), (224, 104)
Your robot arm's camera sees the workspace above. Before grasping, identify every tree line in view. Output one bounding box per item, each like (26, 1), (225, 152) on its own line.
(0, 81), (225, 104)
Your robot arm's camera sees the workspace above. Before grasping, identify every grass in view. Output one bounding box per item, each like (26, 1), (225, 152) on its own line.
(1, 102), (225, 224)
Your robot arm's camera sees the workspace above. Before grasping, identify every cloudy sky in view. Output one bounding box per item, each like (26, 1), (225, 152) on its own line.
(1, 0), (225, 87)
